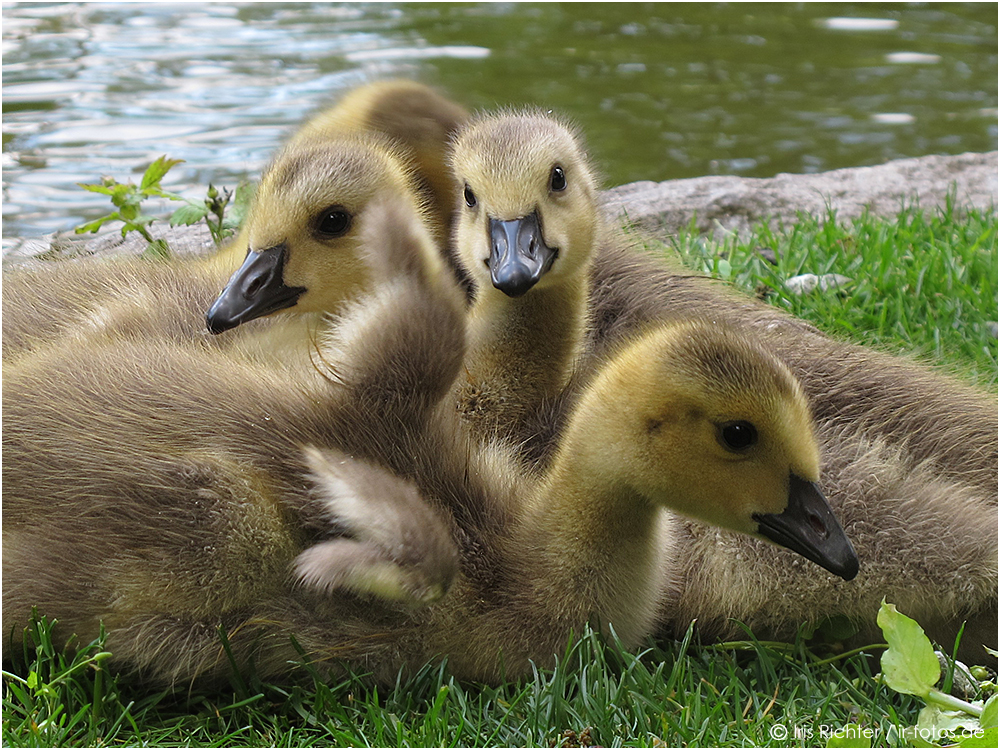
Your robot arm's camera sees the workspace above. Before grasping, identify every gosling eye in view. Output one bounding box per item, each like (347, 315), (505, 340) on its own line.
(315, 206), (352, 238)
(464, 183), (477, 208)
(718, 421), (758, 452)
(549, 165), (567, 192)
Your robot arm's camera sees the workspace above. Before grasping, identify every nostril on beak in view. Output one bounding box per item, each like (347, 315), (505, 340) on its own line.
(244, 264), (278, 300)
(808, 510), (828, 539)
(245, 274), (265, 299)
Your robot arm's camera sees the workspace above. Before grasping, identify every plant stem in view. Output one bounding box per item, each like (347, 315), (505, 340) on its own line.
(810, 643), (889, 667)
(926, 687), (983, 717)
(135, 225), (156, 244)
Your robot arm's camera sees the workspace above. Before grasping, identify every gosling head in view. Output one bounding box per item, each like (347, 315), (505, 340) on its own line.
(206, 135), (427, 334)
(571, 322), (859, 581)
(449, 111), (599, 298)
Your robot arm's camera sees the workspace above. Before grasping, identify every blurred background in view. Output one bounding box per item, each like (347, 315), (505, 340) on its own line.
(2, 1), (997, 242)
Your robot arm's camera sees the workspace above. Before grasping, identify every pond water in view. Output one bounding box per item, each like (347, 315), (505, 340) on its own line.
(2, 1), (997, 241)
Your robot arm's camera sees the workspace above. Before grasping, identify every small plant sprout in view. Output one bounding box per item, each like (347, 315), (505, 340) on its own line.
(75, 156), (254, 257)
(168, 180), (256, 245)
(75, 155), (183, 258)
(877, 600), (998, 747)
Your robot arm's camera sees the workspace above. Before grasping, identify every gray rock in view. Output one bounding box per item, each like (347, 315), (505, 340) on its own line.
(934, 651), (979, 699)
(2, 222), (218, 265)
(785, 273), (853, 296)
(601, 151), (998, 237)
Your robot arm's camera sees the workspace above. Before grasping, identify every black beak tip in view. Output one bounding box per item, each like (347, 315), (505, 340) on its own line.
(832, 552), (860, 582)
(492, 273), (536, 298)
(205, 310), (237, 335)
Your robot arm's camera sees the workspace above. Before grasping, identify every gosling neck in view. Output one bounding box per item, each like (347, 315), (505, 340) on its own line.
(517, 439), (668, 647)
(456, 271), (590, 449)
(469, 277), (588, 377)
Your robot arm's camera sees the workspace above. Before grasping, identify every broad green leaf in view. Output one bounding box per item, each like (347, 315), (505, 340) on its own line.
(76, 182), (115, 196)
(170, 203), (209, 226)
(129, 214), (159, 228)
(826, 724), (873, 748)
(225, 180), (257, 228)
(877, 600), (940, 697)
(917, 704), (980, 735)
(74, 215), (116, 234)
(140, 155), (183, 190)
(981, 695), (997, 728)
(956, 726), (998, 747)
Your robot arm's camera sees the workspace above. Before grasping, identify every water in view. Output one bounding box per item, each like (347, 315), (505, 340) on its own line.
(2, 2), (997, 241)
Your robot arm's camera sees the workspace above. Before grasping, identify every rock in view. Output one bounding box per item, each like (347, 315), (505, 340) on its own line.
(4, 152), (997, 263)
(601, 151), (998, 237)
(785, 273), (853, 295)
(2, 222), (218, 265)
(934, 651), (979, 699)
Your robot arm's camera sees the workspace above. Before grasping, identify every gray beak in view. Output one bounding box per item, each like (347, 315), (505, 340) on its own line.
(205, 245), (305, 334)
(487, 210), (558, 297)
(754, 474), (859, 581)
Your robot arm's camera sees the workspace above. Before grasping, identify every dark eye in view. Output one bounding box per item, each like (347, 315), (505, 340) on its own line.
(719, 421), (758, 451)
(464, 184), (477, 208)
(315, 206), (352, 238)
(549, 165), (567, 192)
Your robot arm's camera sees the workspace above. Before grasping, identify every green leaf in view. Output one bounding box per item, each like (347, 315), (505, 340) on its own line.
(140, 155), (183, 190)
(877, 600), (940, 698)
(74, 215), (116, 234)
(225, 180), (257, 229)
(76, 182), (115, 196)
(981, 695), (997, 729)
(128, 214), (159, 229)
(811, 615), (860, 642)
(956, 726), (997, 747)
(826, 724), (874, 747)
(917, 704), (981, 735)
(170, 203), (209, 226)
(109, 183), (133, 208)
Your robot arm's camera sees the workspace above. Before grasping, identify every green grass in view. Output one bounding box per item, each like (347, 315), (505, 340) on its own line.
(2, 617), (940, 748)
(4, 204), (997, 747)
(668, 200), (998, 387)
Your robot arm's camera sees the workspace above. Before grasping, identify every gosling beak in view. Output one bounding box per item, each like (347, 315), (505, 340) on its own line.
(754, 474), (859, 581)
(488, 211), (558, 297)
(205, 245), (306, 334)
